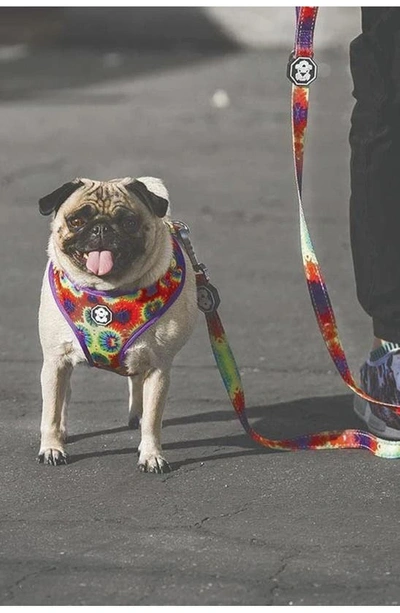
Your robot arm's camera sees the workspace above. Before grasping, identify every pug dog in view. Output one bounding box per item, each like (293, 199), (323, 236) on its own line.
(38, 177), (198, 473)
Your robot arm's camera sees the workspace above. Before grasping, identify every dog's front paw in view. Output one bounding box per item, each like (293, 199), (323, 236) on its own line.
(38, 448), (68, 466)
(138, 452), (171, 474)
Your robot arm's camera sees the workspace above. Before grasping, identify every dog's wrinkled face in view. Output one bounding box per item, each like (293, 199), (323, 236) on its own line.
(60, 182), (147, 278)
(40, 177), (169, 281)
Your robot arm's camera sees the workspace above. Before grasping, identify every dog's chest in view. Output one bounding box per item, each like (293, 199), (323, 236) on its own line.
(48, 238), (186, 375)
(64, 336), (153, 375)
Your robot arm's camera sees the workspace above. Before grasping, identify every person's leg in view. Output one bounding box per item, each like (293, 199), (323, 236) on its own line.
(350, 8), (400, 437)
(350, 7), (400, 345)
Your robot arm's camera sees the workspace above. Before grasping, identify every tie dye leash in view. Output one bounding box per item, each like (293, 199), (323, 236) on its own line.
(288, 6), (400, 457)
(168, 216), (392, 460)
(169, 6), (400, 459)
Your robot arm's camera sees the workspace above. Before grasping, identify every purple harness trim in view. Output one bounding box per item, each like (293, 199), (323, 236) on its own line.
(48, 262), (95, 366)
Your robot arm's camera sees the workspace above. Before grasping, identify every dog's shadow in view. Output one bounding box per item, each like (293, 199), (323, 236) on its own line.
(68, 393), (365, 467)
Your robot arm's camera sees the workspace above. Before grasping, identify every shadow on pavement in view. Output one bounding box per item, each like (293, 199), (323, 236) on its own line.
(68, 393), (364, 467)
(59, 8), (239, 51)
(0, 7), (239, 103)
(164, 393), (358, 433)
(68, 425), (131, 444)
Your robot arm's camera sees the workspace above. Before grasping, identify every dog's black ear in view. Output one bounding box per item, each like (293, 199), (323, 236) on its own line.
(39, 180), (84, 216)
(126, 179), (169, 218)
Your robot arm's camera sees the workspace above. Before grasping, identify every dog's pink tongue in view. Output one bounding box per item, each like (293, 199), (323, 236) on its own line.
(86, 251), (114, 276)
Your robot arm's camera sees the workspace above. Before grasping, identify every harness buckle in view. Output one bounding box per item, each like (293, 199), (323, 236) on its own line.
(287, 52), (318, 87)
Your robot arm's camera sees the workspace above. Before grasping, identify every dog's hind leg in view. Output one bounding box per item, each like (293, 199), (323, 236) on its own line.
(128, 373), (143, 429)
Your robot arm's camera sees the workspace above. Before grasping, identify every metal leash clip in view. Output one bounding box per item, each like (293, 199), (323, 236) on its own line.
(171, 220), (221, 314)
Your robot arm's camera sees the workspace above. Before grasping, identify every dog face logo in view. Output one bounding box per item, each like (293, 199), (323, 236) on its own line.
(91, 305), (112, 326)
(197, 284), (220, 314)
(294, 59), (314, 83)
(287, 56), (317, 86)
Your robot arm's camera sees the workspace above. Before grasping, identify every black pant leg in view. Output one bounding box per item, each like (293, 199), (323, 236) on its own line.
(350, 7), (400, 342)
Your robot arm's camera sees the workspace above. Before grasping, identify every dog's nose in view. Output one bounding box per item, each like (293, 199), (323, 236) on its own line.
(91, 223), (111, 238)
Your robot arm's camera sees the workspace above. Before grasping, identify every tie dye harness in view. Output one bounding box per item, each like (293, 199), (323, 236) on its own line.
(49, 237), (185, 375)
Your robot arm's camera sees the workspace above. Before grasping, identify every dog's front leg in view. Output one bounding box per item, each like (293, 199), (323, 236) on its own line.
(38, 358), (72, 465)
(138, 367), (171, 473)
(128, 374), (143, 430)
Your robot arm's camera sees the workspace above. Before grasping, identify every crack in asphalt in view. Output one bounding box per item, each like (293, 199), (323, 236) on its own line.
(194, 516), (210, 527)
(0, 565), (57, 604)
(194, 504), (249, 529)
(268, 550), (300, 605)
(269, 558), (289, 603)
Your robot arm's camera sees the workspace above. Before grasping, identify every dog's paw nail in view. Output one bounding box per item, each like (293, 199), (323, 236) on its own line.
(38, 449), (68, 466)
(138, 456), (171, 474)
(128, 415), (141, 430)
(158, 459), (171, 473)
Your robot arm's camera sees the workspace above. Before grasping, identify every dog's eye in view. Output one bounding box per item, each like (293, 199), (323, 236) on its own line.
(124, 217), (138, 231)
(68, 217), (85, 229)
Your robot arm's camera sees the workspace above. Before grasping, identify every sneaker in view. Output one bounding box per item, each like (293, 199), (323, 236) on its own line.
(354, 342), (400, 440)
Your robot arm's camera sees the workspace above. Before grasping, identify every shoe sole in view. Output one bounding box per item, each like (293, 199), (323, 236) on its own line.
(353, 395), (400, 441)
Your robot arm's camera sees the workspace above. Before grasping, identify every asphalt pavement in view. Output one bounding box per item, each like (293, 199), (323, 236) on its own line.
(1, 12), (400, 607)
